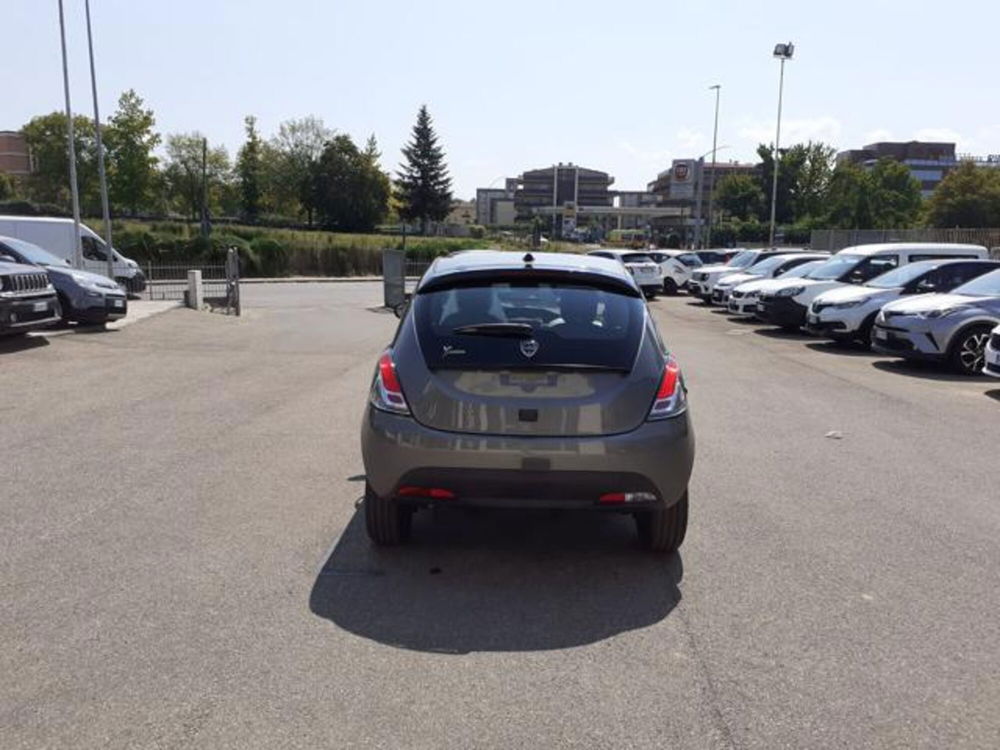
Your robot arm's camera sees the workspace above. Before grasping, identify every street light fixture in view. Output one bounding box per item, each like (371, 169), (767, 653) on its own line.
(706, 84), (721, 249)
(768, 41), (794, 248)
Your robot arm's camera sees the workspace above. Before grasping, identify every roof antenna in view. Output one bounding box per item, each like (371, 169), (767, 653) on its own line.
(523, 252), (535, 264)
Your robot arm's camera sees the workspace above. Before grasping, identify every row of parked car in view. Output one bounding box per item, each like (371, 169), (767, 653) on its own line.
(639, 242), (1000, 377)
(0, 215), (147, 338)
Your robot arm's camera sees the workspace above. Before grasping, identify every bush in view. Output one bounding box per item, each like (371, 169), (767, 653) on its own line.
(249, 237), (288, 277)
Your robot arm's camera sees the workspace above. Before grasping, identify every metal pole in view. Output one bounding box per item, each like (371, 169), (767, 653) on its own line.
(84, 0), (114, 283)
(693, 158), (704, 249)
(57, 0), (83, 269)
(768, 58), (786, 248)
(706, 85), (721, 248)
(200, 137), (210, 237)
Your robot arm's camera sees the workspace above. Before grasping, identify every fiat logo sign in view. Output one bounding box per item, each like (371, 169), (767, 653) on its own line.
(674, 163), (690, 181)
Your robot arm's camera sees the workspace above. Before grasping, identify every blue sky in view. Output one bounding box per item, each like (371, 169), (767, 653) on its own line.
(8, 0), (1000, 198)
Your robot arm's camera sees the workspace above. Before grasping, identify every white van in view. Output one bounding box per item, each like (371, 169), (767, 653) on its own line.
(0, 216), (146, 293)
(756, 243), (988, 330)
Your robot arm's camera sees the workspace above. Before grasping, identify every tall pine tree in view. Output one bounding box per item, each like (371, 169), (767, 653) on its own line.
(237, 115), (263, 223)
(396, 105), (452, 234)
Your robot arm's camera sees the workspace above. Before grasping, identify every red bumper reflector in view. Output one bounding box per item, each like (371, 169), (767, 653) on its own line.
(397, 486), (456, 499)
(599, 492), (627, 504)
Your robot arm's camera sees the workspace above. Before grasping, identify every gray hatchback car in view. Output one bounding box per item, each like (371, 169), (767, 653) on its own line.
(361, 250), (695, 552)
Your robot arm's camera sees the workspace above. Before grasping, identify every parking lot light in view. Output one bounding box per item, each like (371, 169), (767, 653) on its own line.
(769, 41), (794, 248)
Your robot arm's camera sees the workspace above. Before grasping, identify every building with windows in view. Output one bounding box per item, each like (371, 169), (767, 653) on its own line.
(0, 131), (31, 176)
(475, 184), (517, 227)
(837, 141), (959, 197)
(647, 159), (758, 245)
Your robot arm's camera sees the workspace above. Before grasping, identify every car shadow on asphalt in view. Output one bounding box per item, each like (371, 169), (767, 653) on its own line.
(805, 341), (880, 358)
(0, 335), (50, 354)
(871, 359), (981, 383)
(309, 508), (683, 654)
(985, 389), (1000, 402)
(752, 327), (815, 342)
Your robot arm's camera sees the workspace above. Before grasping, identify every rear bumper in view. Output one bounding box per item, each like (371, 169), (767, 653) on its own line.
(0, 293), (61, 334)
(757, 296), (807, 328)
(361, 408), (694, 510)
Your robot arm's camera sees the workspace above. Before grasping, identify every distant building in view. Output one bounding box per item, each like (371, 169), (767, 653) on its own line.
(475, 184), (517, 226)
(647, 159), (758, 245)
(475, 164), (682, 238)
(0, 131), (31, 176)
(837, 141), (958, 197)
(447, 199), (476, 226)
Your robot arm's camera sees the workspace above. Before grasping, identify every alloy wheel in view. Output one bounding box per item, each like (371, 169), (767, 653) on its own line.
(959, 332), (989, 373)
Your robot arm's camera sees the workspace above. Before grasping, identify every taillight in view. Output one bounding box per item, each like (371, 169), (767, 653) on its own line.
(647, 355), (687, 420)
(370, 349), (410, 415)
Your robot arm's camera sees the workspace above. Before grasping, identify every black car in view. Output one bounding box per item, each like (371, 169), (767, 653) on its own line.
(0, 235), (127, 325)
(0, 258), (60, 337)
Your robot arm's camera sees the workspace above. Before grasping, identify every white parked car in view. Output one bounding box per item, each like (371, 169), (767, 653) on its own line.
(648, 250), (703, 295)
(587, 249), (664, 297)
(689, 249), (802, 302)
(984, 323), (1000, 378)
(727, 260), (828, 317)
(756, 243), (989, 331)
(711, 252), (828, 306)
(805, 259), (1000, 344)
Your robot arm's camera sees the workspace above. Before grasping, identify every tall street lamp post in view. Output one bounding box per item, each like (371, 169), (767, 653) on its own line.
(769, 42), (794, 248)
(84, 0), (115, 283)
(57, 0), (83, 269)
(706, 84), (721, 249)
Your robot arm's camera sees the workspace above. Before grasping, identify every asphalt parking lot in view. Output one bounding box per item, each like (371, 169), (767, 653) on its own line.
(3, 282), (999, 749)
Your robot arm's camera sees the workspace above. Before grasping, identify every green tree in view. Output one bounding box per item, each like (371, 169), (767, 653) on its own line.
(824, 159), (922, 229)
(395, 105), (452, 234)
(311, 134), (390, 232)
(714, 173), (765, 221)
(0, 172), (15, 200)
(268, 116), (334, 225)
(163, 133), (232, 221)
(753, 141), (834, 225)
(236, 115), (263, 222)
(926, 160), (1000, 228)
(105, 89), (160, 215)
(20, 111), (100, 212)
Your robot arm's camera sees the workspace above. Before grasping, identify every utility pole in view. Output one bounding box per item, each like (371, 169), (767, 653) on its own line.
(692, 158), (704, 249)
(706, 84), (721, 248)
(57, 0), (83, 269)
(84, 0), (114, 283)
(200, 137), (210, 238)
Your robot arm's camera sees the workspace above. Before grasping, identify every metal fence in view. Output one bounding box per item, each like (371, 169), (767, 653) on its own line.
(810, 228), (1000, 257)
(144, 264), (229, 302)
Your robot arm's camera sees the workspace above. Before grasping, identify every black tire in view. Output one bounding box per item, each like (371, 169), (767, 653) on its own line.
(364, 482), (412, 545)
(635, 490), (688, 553)
(855, 312), (878, 347)
(663, 278), (679, 296)
(948, 324), (992, 376)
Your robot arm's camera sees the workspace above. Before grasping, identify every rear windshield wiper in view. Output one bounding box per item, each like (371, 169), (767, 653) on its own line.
(452, 322), (535, 338)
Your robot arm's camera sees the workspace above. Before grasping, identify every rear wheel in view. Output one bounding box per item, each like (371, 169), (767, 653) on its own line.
(948, 324), (992, 375)
(663, 278), (678, 296)
(635, 490), (688, 553)
(364, 482), (412, 545)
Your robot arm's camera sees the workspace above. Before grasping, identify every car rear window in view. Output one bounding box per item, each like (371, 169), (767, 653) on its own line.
(414, 282), (645, 370)
(621, 253), (654, 264)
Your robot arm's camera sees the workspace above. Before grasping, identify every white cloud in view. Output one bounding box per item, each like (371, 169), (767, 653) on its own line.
(913, 127), (963, 144)
(863, 128), (894, 143)
(616, 139), (671, 166)
(736, 115), (843, 147)
(676, 128), (708, 152)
